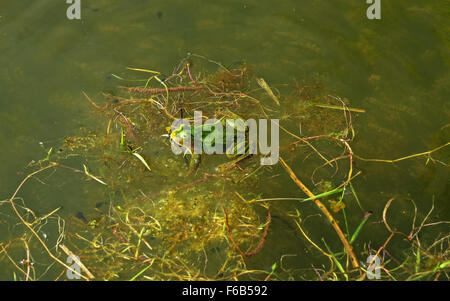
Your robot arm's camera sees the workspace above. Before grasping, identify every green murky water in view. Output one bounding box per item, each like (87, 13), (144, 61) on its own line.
(0, 0), (448, 280)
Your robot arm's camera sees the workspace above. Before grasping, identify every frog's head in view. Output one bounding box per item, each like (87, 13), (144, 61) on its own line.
(166, 124), (193, 152)
(162, 124), (187, 140)
(161, 126), (172, 139)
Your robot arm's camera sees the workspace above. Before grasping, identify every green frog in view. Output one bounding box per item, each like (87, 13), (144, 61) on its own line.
(167, 116), (251, 174)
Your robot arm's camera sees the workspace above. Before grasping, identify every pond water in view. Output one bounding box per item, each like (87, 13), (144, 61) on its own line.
(0, 0), (448, 280)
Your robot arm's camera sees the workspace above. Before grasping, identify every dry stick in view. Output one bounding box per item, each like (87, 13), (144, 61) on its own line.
(59, 244), (95, 279)
(362, 232), (395, 281)
(23, 239), (31, 281)
(8, 163), (91, 281)
(279, 157), (360, 269)
(0, 239), (33, 281)
(82, 91), (103, 110)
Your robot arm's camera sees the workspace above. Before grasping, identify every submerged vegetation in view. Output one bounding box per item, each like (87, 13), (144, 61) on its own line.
(1, 55), (449, 281)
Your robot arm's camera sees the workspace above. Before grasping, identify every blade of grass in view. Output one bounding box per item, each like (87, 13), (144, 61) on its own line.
(350, 211), (373, 244)
(300, 187), (344, 202)
(349, 181), (364, 211)
(110, 73), (149, 82)
(47, 148), (53, 159)
(154, 75), (169, 101)
(132, 152), (152, 171)
(126, 67), (160, 74)
(409, 261), (450, 280)
(314, 104), (365, 113)
(129, 259), (155, 281)
(339, 188), (350, 238)
(322, 238), (348, 280)
(83, 164), (107, 185)
(415, 245), (421, 274)
(120, 128), (125, 149)
(134, 227), (145, 259)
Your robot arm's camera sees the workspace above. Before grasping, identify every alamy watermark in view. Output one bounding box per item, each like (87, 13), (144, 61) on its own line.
(65, 1), (380, 21)
(66, 254), (81, 280)
(169, 111), (279, 165)
(366, 254), (381, 279)
(366, 0), (381, 20)
(66, 0), (81, 20)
